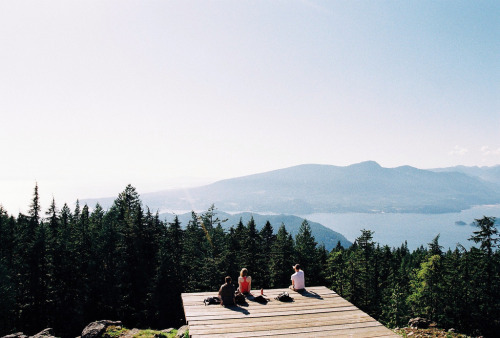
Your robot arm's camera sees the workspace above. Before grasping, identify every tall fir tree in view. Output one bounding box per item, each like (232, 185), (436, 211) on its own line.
(269, 224), (295, 288)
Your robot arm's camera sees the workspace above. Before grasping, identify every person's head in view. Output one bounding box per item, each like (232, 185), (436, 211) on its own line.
(293, 264), (301, 271)
(225, 276), (232, 284)
(240, 268), (248, 277)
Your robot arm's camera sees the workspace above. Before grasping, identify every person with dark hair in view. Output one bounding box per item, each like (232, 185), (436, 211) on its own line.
(218, 276), (236, 306)
(289, 264), (305, 292)
(238, 268), (252, 295)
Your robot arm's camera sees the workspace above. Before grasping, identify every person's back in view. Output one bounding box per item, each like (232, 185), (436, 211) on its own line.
(219, 276), (235, 306)
(238, 268), (252, 294)
(290, 264), (305, 291)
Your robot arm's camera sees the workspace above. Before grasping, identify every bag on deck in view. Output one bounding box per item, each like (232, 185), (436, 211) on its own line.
(275, 291), (293, 302)
(235, 292), (246, 305)
(204, 296), (221, 305)
(254, 295), (269, 304)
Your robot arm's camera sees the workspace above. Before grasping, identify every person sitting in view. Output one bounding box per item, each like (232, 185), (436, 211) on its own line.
(289, 264), (305, 292)
(238, 268), (252, 295)
(218, 276), (236, 306)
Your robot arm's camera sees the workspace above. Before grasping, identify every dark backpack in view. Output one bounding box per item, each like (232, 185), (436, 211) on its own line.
(204, 296), (221, 305)
(254, 295), (269, 304)
(275, 291), (293, 302)
(235, 292), (246, 305)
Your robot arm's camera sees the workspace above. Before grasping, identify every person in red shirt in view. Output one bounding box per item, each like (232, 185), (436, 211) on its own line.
(237, 268), (252, 295)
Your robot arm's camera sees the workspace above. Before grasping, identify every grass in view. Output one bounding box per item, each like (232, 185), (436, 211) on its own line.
(103, 326), (129, 338)
(104, 326), (181, 338)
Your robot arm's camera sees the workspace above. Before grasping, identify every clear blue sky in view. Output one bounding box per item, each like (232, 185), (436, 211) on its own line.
(1, 1), (499, 214)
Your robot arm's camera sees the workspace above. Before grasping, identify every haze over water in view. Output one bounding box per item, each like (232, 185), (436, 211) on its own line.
(302, 204), (500, 251)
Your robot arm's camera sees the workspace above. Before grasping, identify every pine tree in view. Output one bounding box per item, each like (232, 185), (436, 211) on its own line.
(155, 214), (184, 328)
(19, 183), (46, 333)
(269, 224), (295, 288)
(468, 216), (500, 335)
(241, 217), (260, 285)
(326, 244), (346, 295)
(407, 254), (444, 322)
(295, 220), (319, 285)
(354, 229), (376, 313)
(0, 206), (15, 335)
(183, 212), (207, 291)
(258, 221), (275, 288)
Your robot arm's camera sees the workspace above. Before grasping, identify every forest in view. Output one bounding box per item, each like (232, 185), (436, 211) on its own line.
(1, 184), (499, 337)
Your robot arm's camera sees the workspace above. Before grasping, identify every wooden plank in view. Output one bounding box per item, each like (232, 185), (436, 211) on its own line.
(186, 305), (358, 322)
(187, 310), (371, 326)
(185, 297), (354, 316)
(189, 312), (376, 335)
(191, 321), (386, 337)
(273, 326), (400, 338)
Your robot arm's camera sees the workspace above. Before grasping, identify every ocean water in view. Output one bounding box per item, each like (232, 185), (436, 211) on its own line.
(301, 205), (500, 250)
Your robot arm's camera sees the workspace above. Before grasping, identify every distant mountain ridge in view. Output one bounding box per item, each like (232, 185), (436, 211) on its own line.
(431, 165), (500, 185)
(83, 161), (500, 214)
(160, 211), (352, 250)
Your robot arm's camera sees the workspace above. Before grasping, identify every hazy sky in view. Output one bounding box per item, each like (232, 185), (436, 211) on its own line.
(1, 1), (499, 214)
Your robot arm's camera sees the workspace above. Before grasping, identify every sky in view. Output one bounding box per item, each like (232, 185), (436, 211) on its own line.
(1, 0), (499, 215)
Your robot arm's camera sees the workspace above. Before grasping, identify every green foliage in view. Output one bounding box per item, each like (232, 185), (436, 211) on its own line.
(103, 326), (129, 338)
(103, 326), (179, 338)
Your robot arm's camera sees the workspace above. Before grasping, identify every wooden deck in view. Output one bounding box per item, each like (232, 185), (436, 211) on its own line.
(181, 286), (399, 337)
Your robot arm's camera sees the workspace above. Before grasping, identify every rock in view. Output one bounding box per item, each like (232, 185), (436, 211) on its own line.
(1, 332), (28, 338)
(32, 328), (55, 338)
(81, 320), (122, 338)
(408, 317), (432, 329)
(175, 325), (188, 338)
(161, 329), (174, 334)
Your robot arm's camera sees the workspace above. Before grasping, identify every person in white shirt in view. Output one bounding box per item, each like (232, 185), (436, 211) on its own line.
(289, 264), (305, 291)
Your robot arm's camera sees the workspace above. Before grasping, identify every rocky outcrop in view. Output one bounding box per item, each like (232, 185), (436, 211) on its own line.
(408, 317), (434, 329)
(31, 328), (55, 338)
(1, 333), (28, 338)
(175, 325), (188, 338)
(81, 320), (122, 338)
(1, 328), (55, 338)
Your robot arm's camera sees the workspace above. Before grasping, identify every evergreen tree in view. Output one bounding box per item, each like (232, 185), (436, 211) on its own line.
(258, 221), (275, 288)
(407, 254), (444, 323)
(269, 224), (294, 288)
(17, 184), (46, 333)
(200, 205), (228, 289)
(0, 206), (15, 334)
(155, 215), (184, 328)
(241, 217), (260, 285)
(295, 220), (319, 285)
(326, 244), (346, 295)
(468, 216), (500, 335)
(183, 212), (207, 291)
(355, 229), (376, 314)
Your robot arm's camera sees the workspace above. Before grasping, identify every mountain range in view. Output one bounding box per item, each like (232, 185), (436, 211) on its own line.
(83, 161), (500, 215)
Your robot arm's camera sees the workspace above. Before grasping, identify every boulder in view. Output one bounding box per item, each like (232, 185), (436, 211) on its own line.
(408, 317), (432, 329)
(81, 320), (122, 338)
(1, 333), (28, 338)
(175, 325), (188, 338)
(32, 328), (55, 338)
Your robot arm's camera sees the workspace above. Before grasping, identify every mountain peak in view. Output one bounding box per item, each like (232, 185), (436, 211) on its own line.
(348, 161), (381, 169)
